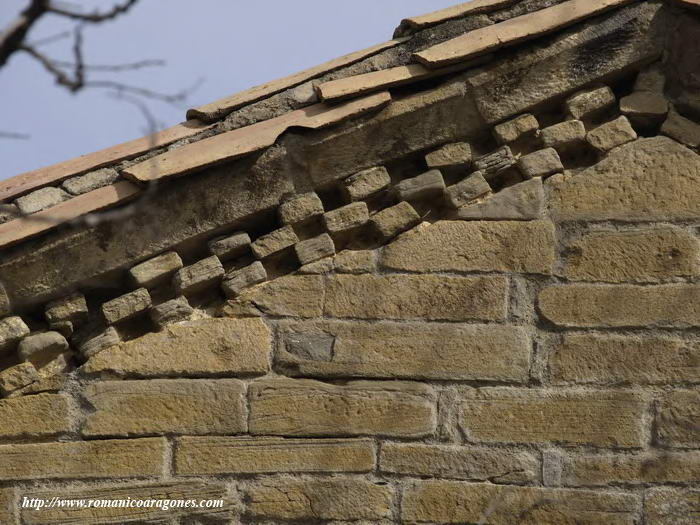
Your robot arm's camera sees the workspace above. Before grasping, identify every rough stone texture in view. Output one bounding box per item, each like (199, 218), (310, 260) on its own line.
(564, 227), (700, 283)
(235, 275), (324, 317)
(550, 333), (700, 385)
(83, 318), (270, 378)
(370, 201), (421, 241)
(295, 233), (336, 265)
(334, 250), (376, 273)
(0, 362), (39, 396)
(82, 379), (247, 437)
(539, 284), (700, 328)
(0, 203), (19, 224)
(101, 287), (151, 324)
(251, 225), (299, 258)
(173, 255), (224, 295)
(445, 171), (491, 208)
(277, 321), (531, 381)
(343, 167), (391, 201)
(0, 437), (166, 480)
(540, 120), (586, 150)
(17, 331), (68, 364)
(324, 274), (508, 321)
(586, 116), (638, 152)
(249, 379), (436, 437)
(517, 148), (563, 178)
(656, 390), (700, 448)
(208, 231), (251, 260)
(425, 142), (472, 169)
(61, 168), (119, 195)
(549, 138), (700, 221)
(661, 108), (700, 147)
(459, 388), (646, 447)
(382, 220), (555, 274)
(175, 437), (375, 475)
(0, 487), (15, 525)
(278, 192), (324, 224)
(0, 282), (9, 317)
(565, 85), (616, 120)
(149, 295), (193, 328)
(44, 293), (87, 326)
(493, 113), (539, 144)
(0, 394), (70, 439)
(128, 251), (183, 289)
(79, 326), (120, 358)
(474, 145), (515, 178)
(644, 487), (700, 525)
(457, 177), (544, 220)
(0, 316), (29, 355)
(380, 443), (539, 483)
(14, 186), (70, 215)
(620, 91), (669, 125)
(395, 169), (446, 201)
(635, 64), (666, 92)
(222, 261), (268, 298)
(323, 202), (369, 233)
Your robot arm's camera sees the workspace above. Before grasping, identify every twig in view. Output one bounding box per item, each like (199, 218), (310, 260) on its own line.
(51, 58), (165, 72)
(47, 0), (140, 22)
(0, 131), (30, 140)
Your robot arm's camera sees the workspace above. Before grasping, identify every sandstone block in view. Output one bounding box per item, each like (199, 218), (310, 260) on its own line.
(249, 378), (436, 437)
(586, 116), (638, 152)
(0, 437), (166, 480)
(278, 192), (324, 224)
(370, 201), (420, 241)
(657, 390), (700, 448)
(295, 233), (335, 265)
(44, 292), (88, 326)
(101, 287), (151, 324)
(298, 257), (335, 274)
(517, 147), (563, 178)
(17, 331), (68, 364)
(14, 186), (70, 215)
(493, 114), (539, 144)
(175, 437), (375, 475)
(83, 318), (270, 378)
(0, 203), (18, 224)
(396, 169), (445, 201)
(79, 326), (120, 358)
(0, 487), (15, 525)
(474, 145), (515, 178)
(539, 284), (700, 328)
(324, 274), (508, 321)
(458, 177), (544, 220)
(0, 362), (38, 396)
(644, 487), (700, 525)
(129, 251), (183, 289)
(382, 220), (555, 274)
(61, 168), (119, 195)
(334, 250), (376, 273)
(235, 274), (324, 317)
(222, 261), (267, 298)
(35, 351), (72, 379)
(0, 282), (9, 317)
(661, 108), (700, 147)
(550, 333), (700, 385)
(0, 316), (29, 354)
(564, 227), (699, 283)
(0, 394), (70, 439)
(342, 167), (391, 201)
(82, 379), (247, 437)
(173, 255), (224, 295)
(425, 142), (472, 170)
(207, 231), (251, 260)
(635, 64), (666, 93)
(540, 120), (586, 150)
(323, 202), (369, 234)
(620, 91), (668, 125)
(565, 85), (616, 120)
(149, 295), (193, 328)
(445, 171), (491, 208)
(251, 225), (299, 258)
(459, 388), (646, 447)
(380, 443), (538, 483)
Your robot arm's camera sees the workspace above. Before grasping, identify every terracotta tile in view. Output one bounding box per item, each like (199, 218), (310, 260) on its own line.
(394, 0), (516, 37)
(415, 0), (637, 68)
(0, 120), (211, 204)
(0, 181), (141, 249)
(186, 39), (405, 122)
(125, 91), (391, 183)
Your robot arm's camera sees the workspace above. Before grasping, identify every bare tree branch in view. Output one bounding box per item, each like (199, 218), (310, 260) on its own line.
(0, 0), (50, 67)
(51, 58), (165, 72)
(47, 0), (139, 23)
(0, 131), (30, 140)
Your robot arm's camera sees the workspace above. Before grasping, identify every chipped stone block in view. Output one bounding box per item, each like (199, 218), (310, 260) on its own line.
(298, 257), (335, 274)
(517, 148), (563, 178)
(295, 234), (336, 266)
(474, 146), (515, 179)
(79, 326), (120, 358)
(0, 203), (19, 224)
(290, 81), (318, 105)
(149, 296), (194, 329)
(620, 92), (668, 126)
(173, 255), (225, 295)
(207, 231), (251, 260)
(635, 64), (666, 93)
(102, 288), (152, 325)
(445, 172), (491, 209)
(61, 168), (119, 196)
(222, 261), (268, 298)
(396, 170), (445, 201)
(14, 186), (71, 215)
(45, 292), (88, 326)
(335, 250), (376, 274)
(18, 331), (68, 363)
(540, 120), (586, 151)
(371, 202), (420, 242)
(343, 167), (391, 201)
(129, 251), (183, 289)
(0, 362), (39, 396)
(278, 193), (324, 225)
(493, 114), (539, 144)
(586, 116), (638, 152)
(425, 142), (472, 170)
(565, 86), (616, 120)
(0, 316), (30, 354)
(457, 178), (545, 220)
(323, 202), (369, 234)
(38, 351), (73, 378)
(661, 109), (700, 148)
(251, 226), (299, 258)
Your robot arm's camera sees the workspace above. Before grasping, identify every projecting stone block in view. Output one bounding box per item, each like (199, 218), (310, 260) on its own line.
(0, 394), (71, 439)
(149, 296), (193, 329)
(424, 142), (472, 170)
(295, 234), (335, 265)
(474, 146), (515, 179)
(323, 202), (369, 234)
(0, 362), (39, 396)
(620, 91), (668, 125)
(207, 231), (251, 260)
(517, 147), (563, 178)
(370, 201), (420, 241)
(342, 167), (391, 201)
(657, 390), (700, 448)
(661, 108), (700, 148)
(565, 85), (616, 120)
(586, 116), (638, 152)
(493, 114), (539, 144)
(221, 261), (268, 299)
(457, 178), (544, 220)
(79, 326), (120, 358)
(540, 120), (586, 150)
(128, 251), (183, 289)
(444, 172), (491, 208)
(0, 316), (29, 354)
(17, 331), (68, 364)
(62, 168), (119, 195)
(251, 226), (299, 258)
(644, 487), (700, 525)
(101, 288), (151, 324)
(395, 169), (445, 201)
(44, 293), (87, 326)
(278, 192), (324, 224)
(14, 186), (70, 215)
(173, 255), (224, 295)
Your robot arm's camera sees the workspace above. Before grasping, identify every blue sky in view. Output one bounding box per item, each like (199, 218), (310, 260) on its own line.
(0, 0), (462, 180)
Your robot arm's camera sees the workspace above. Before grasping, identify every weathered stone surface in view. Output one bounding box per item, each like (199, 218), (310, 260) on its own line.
(298, 257), (335, 274)
(0, 362), (38, 396)
(37, 351), (72, 378)
(493, 114), (539, 144)
(586, 116), (638, 152)
(657, 390), (700, 448)
(370, 201), (420, 241)
(251, 226), (299, 258)
(12, 373), (66, 397)
(334, 250), (376, 273)
(248, 478), (393, 521)
(207, 231), (251, 260)
(517, 148), (563, 178)
(551, 333), (700, 385)
(44, 293), (87, 325)
(14, 187), (70, 215)
(380, 443), (538, 483)
(277, 321), (531, 382)
(149, 295), (193, 328)
(129, 251), (183, 289)
(249, 378), (436, 437)
(278, 192), (324, 224)
(644, 487), (700, 525)
(295, 233), (335, 265)
(549, 137), (700, 221)
(458, 177), (544, 220)
(635, 64), (666, 92)
(565, 85), (616, 120)
(0, 394), (70, 439)
(474, 146), (515, 178)
(0, 437), (166, 480)
(396, 169), (445, 201)
(620, 91), (668, 124)
(402, 481), (638, 524)
(101, 287), (151, 324)
(235, 275), (324, 317)
(425, 142), (472, 169)
(83, 318), (270, 378)
(0, 203), (18, 225)
(445, 172), (491, 208)
(61, 168), (119, 195)
(0, 316), (29, 354)
(0, 487), (15, 525)
(540, 120), (586, 150)
(343, 167), (391, 201)
(323, 202), (369, 234)
(221, 261), (267, 298)
(17, 331), (68, 364)
(564, 227), (699, 283)
(0, 282), (9, 317)
(324, 274), (508, 321)
(539, 284), (700, 328)
(382, 220), (555, 274)
(79, 326), (120, 358)
(175, 437), (375, 475)
(82, 379), (247, 437)
(459, 388), (646, 447)
(173, 255), (224, 295)
(661, 108), (700, 147)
